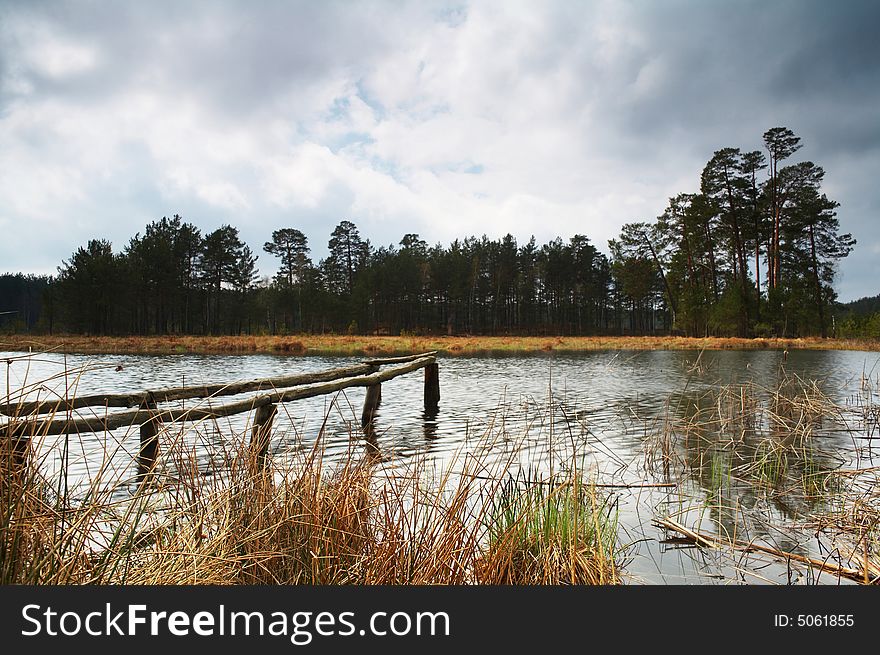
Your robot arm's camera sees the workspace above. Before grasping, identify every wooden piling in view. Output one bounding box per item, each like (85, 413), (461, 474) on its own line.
(2, 423), (30, 476)
(362, 383), (382, 427)
(251, 402), (277, 468)
(424, 362), (440, 411)
(137, 395), (161, 480)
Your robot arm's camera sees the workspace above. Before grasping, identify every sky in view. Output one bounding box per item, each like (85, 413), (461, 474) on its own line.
(1, 0), (878, 302)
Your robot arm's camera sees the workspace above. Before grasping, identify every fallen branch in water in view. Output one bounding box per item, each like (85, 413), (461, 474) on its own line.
(466, 473), (676, 489)
(654, 517), (879, 585)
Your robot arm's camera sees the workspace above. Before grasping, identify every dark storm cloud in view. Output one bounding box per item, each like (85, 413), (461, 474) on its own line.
(589, 0), (880, 151)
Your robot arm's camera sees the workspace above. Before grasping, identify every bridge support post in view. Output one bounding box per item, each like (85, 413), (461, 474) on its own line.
(362, 383), (382, 428)
(251, 402), (277, 469)
(2, 422), (30, 479)
(137, 395), (161, 482)
(424, 362), (440, 412)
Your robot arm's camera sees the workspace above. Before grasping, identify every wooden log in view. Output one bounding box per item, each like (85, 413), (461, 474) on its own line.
(655, 517), (878, 585)
(3, 407), (35, 471)
(361, 383), (381, 427)
(12, 356), (437, 436)
(0, 362), (378, 416)
(424, 362), (440, 411)
(363, 428), (381, 460)
(136, 396), (161, 481)
(273, 355), (433, 405)
(251, 402), (277, 467)
(1, 430), (30, 474)
(362, 351), (437, 366)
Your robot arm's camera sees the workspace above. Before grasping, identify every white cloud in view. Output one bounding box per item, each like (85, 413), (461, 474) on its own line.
(261, 144), (344, 209)
(0, 0), (877, 300)
(11, 18), (99, 80)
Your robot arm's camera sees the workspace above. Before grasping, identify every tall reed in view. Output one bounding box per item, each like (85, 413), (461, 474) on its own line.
(2, 391), (622, 586)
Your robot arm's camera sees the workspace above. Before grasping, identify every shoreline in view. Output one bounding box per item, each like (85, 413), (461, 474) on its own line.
(2, 333), (879, 356)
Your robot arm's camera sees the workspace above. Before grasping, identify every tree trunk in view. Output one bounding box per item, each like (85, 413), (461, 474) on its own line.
(809, 223), (827, 338)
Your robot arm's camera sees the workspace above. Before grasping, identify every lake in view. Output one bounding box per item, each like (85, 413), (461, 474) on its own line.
(2, 347), (879, 584)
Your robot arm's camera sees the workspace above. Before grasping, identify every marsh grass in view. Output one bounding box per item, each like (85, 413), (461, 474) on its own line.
(642, 370), (880, 583)
(2, 373), (622, 585)
(644, 375), (847, 505)
(5, 354), (877, 585)
(5, 334), (880, 357)
(475, 472), (620, 584)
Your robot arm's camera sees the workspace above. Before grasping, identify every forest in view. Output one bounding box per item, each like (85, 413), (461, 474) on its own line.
(0, 127), (864, 338)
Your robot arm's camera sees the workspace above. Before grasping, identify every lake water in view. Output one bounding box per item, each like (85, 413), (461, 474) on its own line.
(3, 347), (879, 584)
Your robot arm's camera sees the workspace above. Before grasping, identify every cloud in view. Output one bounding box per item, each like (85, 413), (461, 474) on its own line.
(1, 0), (878, 300)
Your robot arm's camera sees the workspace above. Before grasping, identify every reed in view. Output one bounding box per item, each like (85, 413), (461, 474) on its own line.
(2, 380), (622, 586)
(6, 354), (876, 586)
(474, 473), (620, 585)
(641, 370), (880, 583)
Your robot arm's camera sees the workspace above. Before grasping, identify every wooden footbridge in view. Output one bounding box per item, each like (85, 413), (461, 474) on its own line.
(1, 352), (440, 478)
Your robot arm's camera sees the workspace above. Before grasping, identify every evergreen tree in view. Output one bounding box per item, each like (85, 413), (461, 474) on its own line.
(199, 225), (257, 333)
(263, 228), (311, 287)
(763, 126), (802, 291)
(324, 220), (369, 296)
(56, 239), (123, 334)
(263, 228), (311, 332)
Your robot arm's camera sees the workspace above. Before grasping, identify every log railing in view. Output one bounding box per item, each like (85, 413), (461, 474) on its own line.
(2, 352), (440, 478)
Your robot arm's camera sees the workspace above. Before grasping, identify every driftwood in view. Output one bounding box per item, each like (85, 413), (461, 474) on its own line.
(462, 472), (676, 489)
(655, 516), (879, 585)
(6, 356), (436, 437)
(0, 362), (379, 416)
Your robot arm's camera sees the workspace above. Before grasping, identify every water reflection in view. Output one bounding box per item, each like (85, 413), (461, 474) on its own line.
(356, 390), (442, 463)
(422, 407), (440, 441)
(661, 380), (848, 528)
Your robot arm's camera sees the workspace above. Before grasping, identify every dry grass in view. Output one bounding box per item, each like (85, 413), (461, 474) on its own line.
(3, 333), (880, 356)
(1, 411), (622, 586)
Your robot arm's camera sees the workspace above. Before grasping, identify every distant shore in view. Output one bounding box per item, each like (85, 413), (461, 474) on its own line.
(2, 333), (879, 356)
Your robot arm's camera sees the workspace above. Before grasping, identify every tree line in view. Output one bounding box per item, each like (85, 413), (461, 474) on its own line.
(834, 294), (880, 338)
(610, 127), (855, 337)
(0, 127), (857, 338)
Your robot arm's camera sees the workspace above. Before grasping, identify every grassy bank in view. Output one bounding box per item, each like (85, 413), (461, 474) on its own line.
(3, 333), (880, 356)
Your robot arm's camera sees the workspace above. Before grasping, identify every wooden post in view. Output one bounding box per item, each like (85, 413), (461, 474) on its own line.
(137, 396), (161, 481)
(424, 362), (440, 412)
(251, 402), (277, 468)
(362, 383), (381, 428)
(361, 384), (382, 461)
(2, 422), (30, 477)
